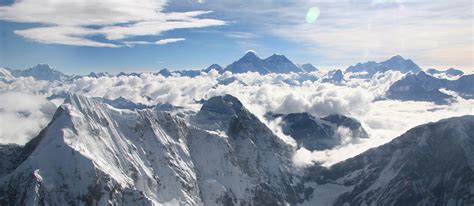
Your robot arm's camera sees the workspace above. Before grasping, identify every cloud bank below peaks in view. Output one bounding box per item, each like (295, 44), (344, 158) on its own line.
(1, 71), (473, 167)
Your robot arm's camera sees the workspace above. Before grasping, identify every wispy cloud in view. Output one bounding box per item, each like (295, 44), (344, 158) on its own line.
(155, 38), (186, 45)
(270, 1), (473, 69)
(123, 38), (186, 47)
(0, 0), (225, 47)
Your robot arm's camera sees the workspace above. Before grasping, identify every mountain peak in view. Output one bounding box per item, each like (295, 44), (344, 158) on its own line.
(389, 54), (405, 61)
(31, 64), (53, 71)
(157, 68), (172, 77)
(12, 64), (69, 81)
(241, 51), (261, 60)
(265, 53), (290, 61)
(203, 64), (223, 73)
(193, 94), (252, 131)
(301, 63), (318, 72)
(200, 95), (244, 116)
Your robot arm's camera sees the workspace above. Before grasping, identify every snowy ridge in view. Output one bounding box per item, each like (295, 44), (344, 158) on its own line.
(1, 94), (473, 205)
(0, 94), (308, 205)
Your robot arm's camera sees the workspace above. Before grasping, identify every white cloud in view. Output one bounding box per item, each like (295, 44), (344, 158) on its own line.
(0, 0), (225, 47)
(1, 70), (473, 169)
(269, 1), (474, 69)
(155, 38), (186, 45)
(0, 92), (57, 144)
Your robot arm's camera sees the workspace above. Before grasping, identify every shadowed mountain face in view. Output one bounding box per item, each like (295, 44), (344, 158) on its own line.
(387, 71), (474, 104)
(305, 115), (474, 205)
(0, 94), (472, 205)
(275, 113), (368, 151)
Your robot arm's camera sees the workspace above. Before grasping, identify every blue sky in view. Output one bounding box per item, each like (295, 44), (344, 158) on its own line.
(0, 0), (473, 74)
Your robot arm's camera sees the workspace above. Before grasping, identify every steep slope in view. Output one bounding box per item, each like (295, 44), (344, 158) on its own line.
(2, 94), (473, 205)
(263, 54), (303, 73)
(303, 115), (474, 205)
(190, 95), (306, 205)
(0, 94), (201, 205)
(0, 94), (310, 205)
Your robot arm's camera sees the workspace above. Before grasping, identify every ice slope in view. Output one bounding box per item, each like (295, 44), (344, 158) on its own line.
(0, 94), (201, 205)
(0, 94), (311, 205)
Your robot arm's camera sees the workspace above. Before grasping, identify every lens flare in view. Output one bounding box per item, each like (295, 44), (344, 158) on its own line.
(305, 7), (320, 24)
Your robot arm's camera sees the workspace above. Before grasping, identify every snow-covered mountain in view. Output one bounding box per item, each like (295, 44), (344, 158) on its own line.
(224, 51), (303, 74)
(0, 94), (306, 205)
(347, 55), (421, 78)
(386, 71), (474, 104)
(303, 115), (474, 205)
(11, 64), (70, 81)
(1, 94), (473, 205)
(271, 113), (368, 151)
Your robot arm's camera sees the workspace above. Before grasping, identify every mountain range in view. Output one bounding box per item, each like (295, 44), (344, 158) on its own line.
(386, 71), (474, 104)
(346, 55), (421, 78)
(1, 94), (473, 205)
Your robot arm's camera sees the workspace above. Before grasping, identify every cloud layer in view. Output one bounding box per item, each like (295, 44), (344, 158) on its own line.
(0, 92), (56, 144)
(1, 71), (473, 167)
